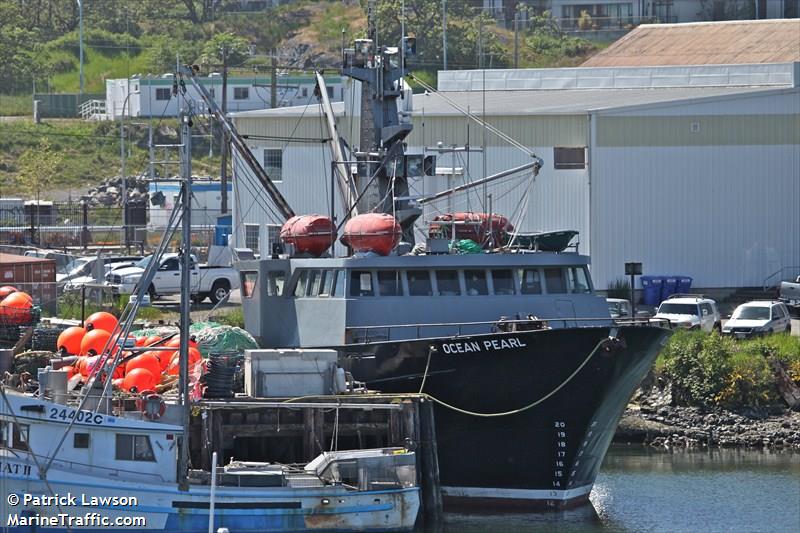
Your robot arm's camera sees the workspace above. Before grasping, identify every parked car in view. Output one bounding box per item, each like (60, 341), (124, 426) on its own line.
(63, 261), (141, 298)
(651, 295), (721, 332)
(607, 298), (632, 319)
(57, 255), (143, 284)
(722, 301), (792, 338)
(105, 253), (239, 304)
(779, 276), (800, 317)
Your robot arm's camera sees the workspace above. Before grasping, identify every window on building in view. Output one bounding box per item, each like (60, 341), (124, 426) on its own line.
(407, 270), (433, 296)
(234, 87), (249, 100)
(244, 224), (260, 252)
(377, 271), (402, 296)
(241, 271), (258, 298)
(554, 147), (586, 170)
(566, 267), (591, 294)
(74, 433), (90, 449)
(350, 271), (374, 297)
(155, 88), (170, 101)
(464, 270), (488, 296)
(301, 87), (308, 98)
(263, 149), (283, 181)
(519, 269), (542, 295)
(436, 270), (461, 296)
(266, 271), (285, 296)
(326, 86), (334, 98)
(544, 268), (567, 294)
(209, 88), (215, 98)
(115, 434), (155, 461)
(491, 269), (515, 295)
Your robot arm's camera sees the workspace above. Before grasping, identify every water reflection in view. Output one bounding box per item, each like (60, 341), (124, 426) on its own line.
(418, 446), (800, 533)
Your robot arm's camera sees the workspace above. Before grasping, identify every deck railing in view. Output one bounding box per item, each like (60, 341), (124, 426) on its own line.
(345, 316), (667, 345)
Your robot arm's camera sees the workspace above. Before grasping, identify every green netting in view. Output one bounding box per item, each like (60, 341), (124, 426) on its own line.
(132, 321), (258, 357)
(450, 239), (483, 254)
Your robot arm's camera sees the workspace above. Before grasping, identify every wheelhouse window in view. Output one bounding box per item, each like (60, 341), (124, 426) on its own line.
(464, 270), (488, 296)
(307, 270), (323, 296)
(566, 267), (591, 294)
(492, 269), (515, 295)
(294, 270), (309, 297)
(266, 271), (285, 296)
(544, 268), (567, 294)
(436, 270), (461, 296)
(115, 434), (155, 462)
(73, 433), (90, 449)
(241, 271), (258, 298)
(0, 421), (30, 451)
(407, 270), (433, 296)
(377, 271), (403, 296)
(350, 271), (374, 297)
(318, 269), (337, 297)
(520, 269), (542, 295)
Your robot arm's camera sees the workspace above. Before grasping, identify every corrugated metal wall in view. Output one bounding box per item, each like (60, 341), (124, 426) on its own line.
(590, 90), (800, 290)
(233, 113), (591, 252)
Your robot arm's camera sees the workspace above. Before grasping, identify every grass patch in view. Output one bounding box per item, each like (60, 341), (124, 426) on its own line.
(0, 95), (33, 116)
(213, 308), (245, 329)
(655, 330), (800, 408)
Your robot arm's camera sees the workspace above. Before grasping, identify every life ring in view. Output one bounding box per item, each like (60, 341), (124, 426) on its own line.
(136, 392), (166, 420)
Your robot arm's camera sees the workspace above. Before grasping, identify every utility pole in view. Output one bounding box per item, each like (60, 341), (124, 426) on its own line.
(270, 55), (278, 109)
(442, 0), (447, 71)
(220, 44), (229, 215)
(77, 0), (84, 98)
(514, 8), (519, 69)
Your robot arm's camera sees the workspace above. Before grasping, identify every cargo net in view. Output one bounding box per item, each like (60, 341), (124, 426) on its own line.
(131, 321), (258, 358)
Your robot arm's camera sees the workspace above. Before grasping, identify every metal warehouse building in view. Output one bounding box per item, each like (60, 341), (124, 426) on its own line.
(229, 59), (799, 292)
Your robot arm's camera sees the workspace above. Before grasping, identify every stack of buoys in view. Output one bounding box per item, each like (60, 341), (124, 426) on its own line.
(0, 286), (34, 325)
(54, 321), (205, 394)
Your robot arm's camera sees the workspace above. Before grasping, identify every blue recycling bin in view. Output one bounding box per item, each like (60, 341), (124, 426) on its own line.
(676, 276), (693, 294)
(661, 276), (678, 301)
(641, 276), (662, 306)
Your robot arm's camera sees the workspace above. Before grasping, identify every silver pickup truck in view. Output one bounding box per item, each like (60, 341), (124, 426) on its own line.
(779, 276), (800, 317)
(106, 253), (240, 304)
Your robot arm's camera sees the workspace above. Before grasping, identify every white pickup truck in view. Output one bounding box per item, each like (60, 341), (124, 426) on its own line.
(105, 253), (239, 304)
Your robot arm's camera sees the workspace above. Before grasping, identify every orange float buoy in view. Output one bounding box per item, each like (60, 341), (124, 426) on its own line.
(134, 336), (146, 347)
(85, 311), (118, 333)
(341, 213), (402, 256)
(80, 329), (112, 356)
(57, 326), (86, 355)
(0, 286), (18, 301)
(63, 365), (75, 380)
(82, 355), (101, 377)
(0, 292), (33, 324)
(165, 336), (198, 349)
(144, 335), (163, 346)
(112, 378), (124, 389)
(155, 350), (173, 371)
(123, 368), (157, 393)
(125, 354), (161, 379)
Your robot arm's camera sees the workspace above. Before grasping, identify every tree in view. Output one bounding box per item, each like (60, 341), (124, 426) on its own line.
(198, 32), (250, 69)
(365, 0), (507, 71)
(15, 138), (62, 201)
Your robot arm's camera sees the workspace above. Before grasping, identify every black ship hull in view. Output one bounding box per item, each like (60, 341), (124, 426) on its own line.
(340, 325), (670, 511)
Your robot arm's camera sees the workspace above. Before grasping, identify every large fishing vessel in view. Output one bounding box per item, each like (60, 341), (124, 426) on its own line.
(229, 12), (672, 510)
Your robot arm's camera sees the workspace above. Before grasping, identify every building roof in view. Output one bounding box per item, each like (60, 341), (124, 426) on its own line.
(582, 19), (800, 67)
(232, 86), (785, 119)
(0, 253), (56, 266)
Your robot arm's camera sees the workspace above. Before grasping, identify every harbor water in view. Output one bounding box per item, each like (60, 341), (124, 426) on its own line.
(438, 445), (800, 532)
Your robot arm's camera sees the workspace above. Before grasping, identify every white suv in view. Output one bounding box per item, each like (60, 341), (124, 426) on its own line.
(651, 295), (721, 332)
(722, 301), (792, 339)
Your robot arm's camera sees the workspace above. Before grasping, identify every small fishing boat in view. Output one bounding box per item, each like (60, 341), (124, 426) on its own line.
(0, 391), (419, 532)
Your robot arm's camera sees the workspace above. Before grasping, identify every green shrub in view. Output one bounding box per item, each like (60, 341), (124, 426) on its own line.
(213, 308), (245, 329)
(656, 330), (800, 408)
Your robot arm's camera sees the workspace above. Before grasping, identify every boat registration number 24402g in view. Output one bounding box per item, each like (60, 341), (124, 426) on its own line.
(440, 337), (527, 355)
(48, 407), (104, 425)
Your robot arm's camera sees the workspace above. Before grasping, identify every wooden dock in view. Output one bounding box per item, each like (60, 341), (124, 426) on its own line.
(189, 394), (442, 523)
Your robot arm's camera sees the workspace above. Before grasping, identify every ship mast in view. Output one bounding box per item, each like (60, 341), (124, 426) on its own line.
(177, 112), (192, 491)
(341, 2), (420, 242)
